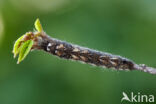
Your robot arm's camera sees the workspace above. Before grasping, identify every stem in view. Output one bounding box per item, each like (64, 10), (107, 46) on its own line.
(34, 32), (156, 74)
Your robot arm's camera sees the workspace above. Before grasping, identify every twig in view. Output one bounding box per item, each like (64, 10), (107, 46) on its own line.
(12, 19), (156, 74)
(34, 32), (156, 74)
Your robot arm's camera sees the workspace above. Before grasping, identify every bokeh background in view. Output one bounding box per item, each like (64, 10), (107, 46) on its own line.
(0, 0), (156, 104)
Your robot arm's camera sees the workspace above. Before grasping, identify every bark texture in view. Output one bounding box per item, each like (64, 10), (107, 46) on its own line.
(33, 32), (156, 74)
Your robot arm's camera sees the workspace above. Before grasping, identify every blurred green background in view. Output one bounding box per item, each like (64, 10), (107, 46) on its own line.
(0, 0), (156, 104)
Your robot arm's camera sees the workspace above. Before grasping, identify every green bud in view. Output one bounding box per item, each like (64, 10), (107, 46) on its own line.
(35, 18), (43, 32)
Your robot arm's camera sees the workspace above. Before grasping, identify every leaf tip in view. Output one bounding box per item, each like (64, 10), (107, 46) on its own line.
(17, 60), (20, 64)
(17, 58), (22, 64)
(35, 18), (43, 32)
(14, 54), (17, 58)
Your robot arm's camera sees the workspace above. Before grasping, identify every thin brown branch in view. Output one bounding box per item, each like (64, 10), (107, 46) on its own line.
(33, 32), (156, 74)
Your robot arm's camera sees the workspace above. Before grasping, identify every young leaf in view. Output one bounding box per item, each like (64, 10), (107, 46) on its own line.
(34, 18), (43, 32)
(17, 40), (33, 64)
(13, 35), (25, 58)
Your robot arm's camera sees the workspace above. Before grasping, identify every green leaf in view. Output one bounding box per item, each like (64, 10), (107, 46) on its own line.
(17, 40), (33, 64)
(12, 35), (25, 58)
(34, 18), (43, 32)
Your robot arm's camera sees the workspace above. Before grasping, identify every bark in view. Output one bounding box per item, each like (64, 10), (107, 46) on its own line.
(33, 32), (156, 74)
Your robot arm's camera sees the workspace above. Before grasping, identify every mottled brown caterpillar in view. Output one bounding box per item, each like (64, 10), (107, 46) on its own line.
(32, 32), (156, 74)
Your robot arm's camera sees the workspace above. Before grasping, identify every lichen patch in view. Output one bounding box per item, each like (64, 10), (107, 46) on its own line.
(56, 44), (64, 49)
